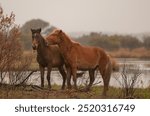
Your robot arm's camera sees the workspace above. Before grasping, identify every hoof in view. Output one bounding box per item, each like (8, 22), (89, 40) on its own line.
(67, 86), (72, 89)
(61, 87), (65, 90)
(48, 87), (52, 91)
(79, 87), (90, 92)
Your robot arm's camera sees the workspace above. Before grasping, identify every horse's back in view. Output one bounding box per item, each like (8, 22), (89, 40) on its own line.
(73, 43), (100, 58)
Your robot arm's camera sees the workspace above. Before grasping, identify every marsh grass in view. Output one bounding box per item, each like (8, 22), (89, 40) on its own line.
(110, 47), (150, 58)
(0, 84), (150, 99)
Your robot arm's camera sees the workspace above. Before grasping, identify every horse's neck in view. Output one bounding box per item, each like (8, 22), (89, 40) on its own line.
(59, 34), (73, 54)
(37, 42), (48, 59)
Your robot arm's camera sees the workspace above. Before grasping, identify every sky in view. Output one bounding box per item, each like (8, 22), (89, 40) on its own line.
(1, 0), (150, 34)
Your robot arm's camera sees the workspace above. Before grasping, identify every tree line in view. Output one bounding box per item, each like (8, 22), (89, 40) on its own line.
(76, 32), (150, 51)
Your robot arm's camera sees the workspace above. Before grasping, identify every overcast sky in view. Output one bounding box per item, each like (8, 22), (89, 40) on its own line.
(1, 0), (150, 33)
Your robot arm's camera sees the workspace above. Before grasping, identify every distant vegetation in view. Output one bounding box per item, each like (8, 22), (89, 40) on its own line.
(19, 18), (150, 54)
(76, 32), (150, 50)
(75, 32), (150, 58)
(17, 17), (150, 58)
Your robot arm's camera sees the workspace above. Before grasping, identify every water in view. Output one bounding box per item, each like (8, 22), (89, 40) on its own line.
(28, 58), (150, 88)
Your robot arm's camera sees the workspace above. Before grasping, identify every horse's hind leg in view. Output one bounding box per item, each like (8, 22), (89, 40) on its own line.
(99, 68), (110, 96)
(39, 65), (45, 88)
(58, 66), (66, 90)
(103, 73), (111, 96)
(47, 66), (52, 90)
(86, 69), (95, 91)
(100, 73), (107, 96)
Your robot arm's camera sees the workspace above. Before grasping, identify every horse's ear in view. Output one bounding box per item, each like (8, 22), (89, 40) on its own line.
(39, 28), (41, 33)
(31, 28), (33, 32)
(37, 28), (41, 33)
(59, 30), (62, 34)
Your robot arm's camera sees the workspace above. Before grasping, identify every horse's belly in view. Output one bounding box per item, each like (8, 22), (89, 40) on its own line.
(76, 58), (98, 70)
(52, 58), (63, 67)
(77, 63), (97, 70)
(77, 67), (94, 71)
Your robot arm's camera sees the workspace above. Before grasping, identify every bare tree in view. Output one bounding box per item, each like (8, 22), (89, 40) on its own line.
(0, 6), (20, 83)
(115, 61), (142, 98)
(0, 6), (34, 86)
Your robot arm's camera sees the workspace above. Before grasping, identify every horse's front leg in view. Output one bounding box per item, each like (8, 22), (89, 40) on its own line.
(58, 66), (66, 90)
(66, 67), (72, 89)
(47, 66), (52, 90)
(72, 67), (77, 90)
(39, 65), (45, 88)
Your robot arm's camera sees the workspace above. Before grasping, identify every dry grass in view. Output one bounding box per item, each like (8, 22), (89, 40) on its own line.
(23, 51), (39, 71)
(0, 84), (150, 99)
(110, 47), (150, 58)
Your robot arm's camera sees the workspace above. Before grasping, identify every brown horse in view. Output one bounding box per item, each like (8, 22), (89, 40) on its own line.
(46, 29), (112, 96)
(31, 28), (66, 89)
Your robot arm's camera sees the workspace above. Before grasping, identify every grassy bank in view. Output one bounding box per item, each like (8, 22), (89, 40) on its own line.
(0, 84), (150, 99)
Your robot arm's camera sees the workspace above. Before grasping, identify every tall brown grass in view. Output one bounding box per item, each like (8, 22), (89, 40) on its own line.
(110, 47), (150, 58)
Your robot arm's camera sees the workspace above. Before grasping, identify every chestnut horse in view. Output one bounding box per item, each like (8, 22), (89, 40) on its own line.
(31, 28), (66, 89)
(46, 29), (112, 96)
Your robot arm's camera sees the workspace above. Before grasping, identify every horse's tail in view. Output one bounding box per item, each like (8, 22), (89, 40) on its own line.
(105, 56), (112, 82)
(107, 54), (119, 72)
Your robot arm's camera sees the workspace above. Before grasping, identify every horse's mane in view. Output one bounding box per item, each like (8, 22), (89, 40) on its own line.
(61, 30), (81, 46)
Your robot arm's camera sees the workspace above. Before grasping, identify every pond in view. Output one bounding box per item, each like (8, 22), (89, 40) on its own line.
(28, 58), (150, 88)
